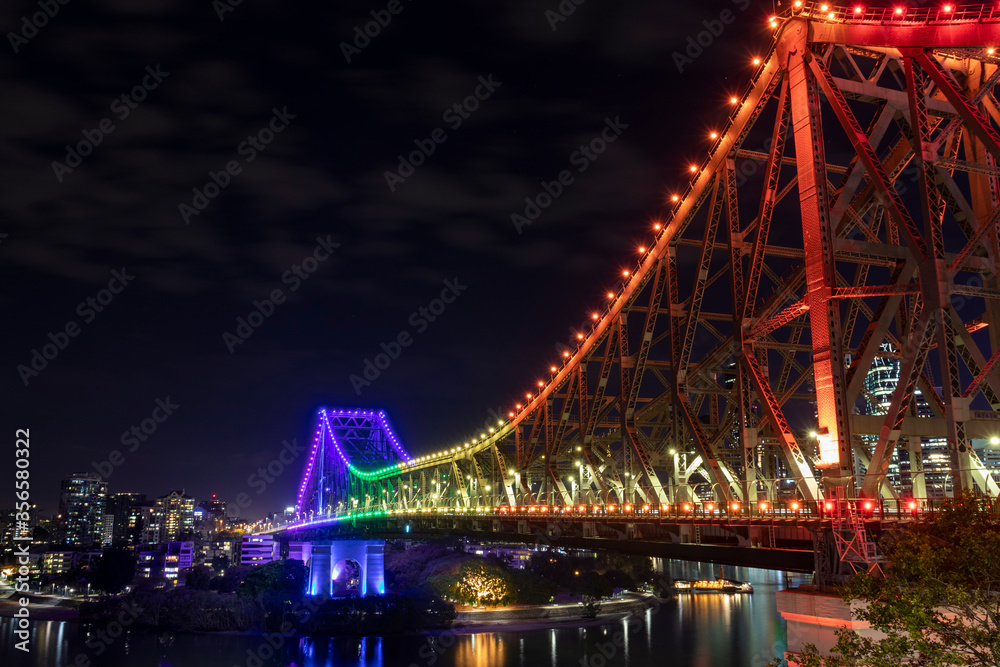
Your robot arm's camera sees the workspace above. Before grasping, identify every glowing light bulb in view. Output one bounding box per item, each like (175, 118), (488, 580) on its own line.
(752, 57), (761, 66)
(894, 6), (903, 14)
(508, 411), (514, 417)
(689, 165), (697, 172)
(854, 5), (863, 12)
(794, 0), (802, 6)
(942, 4), (952, 11)
(729, 96), (738, 104)
(516, 404), (522, 409)
(537, 380), (544, 387)
(820, 3), (828, 9)
(622, 270), (629, 277)
(709, 131), (718, 139)
(607, 292), (614, 299)
(827, 11), (834, 18)
(671, 195), (679, 202)
(653, 222), (661, 230)
(577, 333), (584, 339)
(550, 366), (557, 372)
(990, 47), (996, 54)
(638, 246), (645, 253)
(563, 351), (570, 357)
(526, 393), (532, 399)
(591, 313), (598, 320)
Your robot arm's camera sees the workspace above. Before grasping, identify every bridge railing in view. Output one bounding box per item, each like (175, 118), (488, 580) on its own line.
(262, 494), (999, 532)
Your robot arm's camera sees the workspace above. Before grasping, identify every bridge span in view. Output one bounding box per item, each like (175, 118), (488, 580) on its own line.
(276, 3), (1000, 583)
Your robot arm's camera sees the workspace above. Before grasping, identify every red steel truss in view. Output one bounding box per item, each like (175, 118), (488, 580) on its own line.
(334, 5), (1000, 532)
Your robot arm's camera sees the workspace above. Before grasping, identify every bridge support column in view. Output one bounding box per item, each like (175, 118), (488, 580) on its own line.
(777, 587), (884, 666)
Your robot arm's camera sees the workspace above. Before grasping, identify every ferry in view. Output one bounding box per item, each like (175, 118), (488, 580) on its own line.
(672, 567), (753, 594)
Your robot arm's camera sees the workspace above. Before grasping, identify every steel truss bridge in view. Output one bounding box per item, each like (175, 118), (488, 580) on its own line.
(280, 4), (1000, 582)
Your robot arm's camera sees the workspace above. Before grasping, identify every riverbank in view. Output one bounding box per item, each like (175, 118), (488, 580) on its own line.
(0, 596), (79, 621)
(0, 591), (657, 636)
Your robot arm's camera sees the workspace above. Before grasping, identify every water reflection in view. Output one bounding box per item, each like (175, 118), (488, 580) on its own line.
(1, 561), (808, 667)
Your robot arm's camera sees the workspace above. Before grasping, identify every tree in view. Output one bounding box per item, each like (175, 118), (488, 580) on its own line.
(787, 496), (1000, 667)
(93, 549), (137, 594)
(572, 571), (613, 600)
(509, 569), (557, 605)
(184, 565), (215, 590)
(210, 555), (229, 574)
(239, 559), (307, 603)
(454, 559), (512, 607)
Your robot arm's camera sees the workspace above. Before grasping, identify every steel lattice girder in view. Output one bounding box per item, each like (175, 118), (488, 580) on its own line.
(331, 7), (1000, 511)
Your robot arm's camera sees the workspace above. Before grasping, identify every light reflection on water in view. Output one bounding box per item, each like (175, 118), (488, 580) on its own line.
(1, 562), (808, 667)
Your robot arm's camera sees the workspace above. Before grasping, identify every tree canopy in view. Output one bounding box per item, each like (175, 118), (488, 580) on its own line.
(790, 495), (1000, 667)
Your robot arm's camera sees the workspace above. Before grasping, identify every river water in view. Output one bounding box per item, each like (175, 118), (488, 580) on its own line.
(2, 561), (810, 667)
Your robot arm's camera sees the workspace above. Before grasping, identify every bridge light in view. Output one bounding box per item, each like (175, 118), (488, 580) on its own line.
(791, 501), (800, 511)
(575, 460), (581, 466)
(808, 430), (818, 438)
(638, 246), (646, 253)
(894, 6), (903, 14)
(607, 292), (614, 299)
(863, 501), (873, 511)
(854, 5), (863, 13)
(489, 428), (494, 433)
(498, 420), (504, 425)
(942, 4), (952, 11)
(509, 411), (515, 417)
(709, 131), (718, 139)
(563, 351), (571, 357)
(729, 96), (738, 104)
(480, 433), (487, 438)
(654, 222), (662, 230)
(991, 436), (1000, 445)
(752, 58), (760, 66)
(684, 503), (692, 512)
(907, 500), (917, 510)
(526, 393), (533, 399)
(769, 18), (777, 28)
(706, 503), (714, 512)
(485, 485), (490, 491)
(623, 270), (630, 277)
(592, 313), (599, 319)
(731, 502), (739, 512)
(670, 195), (679, 202)
(759, 501), (768, 512)
(538, 381), (544, 387)
(827, 12), (834, 18)
(516, 404), (522, 409)
(824, 502), (833, 511)
(577, 333), (584, 339)
(820, 3), (828, 9)
(794, 0), (802, 6)
(689, 165), (697, 173)
(550, 366), (557, 372)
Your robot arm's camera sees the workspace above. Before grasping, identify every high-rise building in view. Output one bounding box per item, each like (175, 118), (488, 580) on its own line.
(198, 495), (227, 535)
(859, 344), (951, 498)
(155, 491), (195, 542)
(107, 492), (145, 544)
(101, 514), (114, 546)
(128, 504), (161, 545)
(58, 473), (108, 547)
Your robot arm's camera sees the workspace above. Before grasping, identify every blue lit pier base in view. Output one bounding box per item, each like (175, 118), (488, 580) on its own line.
(291, 539), (385, 597)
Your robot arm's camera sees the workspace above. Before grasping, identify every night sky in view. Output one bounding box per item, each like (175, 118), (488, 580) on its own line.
(1, 0), (785, 519)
